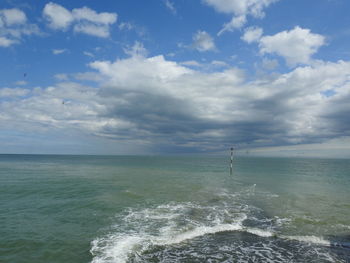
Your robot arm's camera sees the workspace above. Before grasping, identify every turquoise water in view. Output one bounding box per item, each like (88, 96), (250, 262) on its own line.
(1, 155), (349, 262)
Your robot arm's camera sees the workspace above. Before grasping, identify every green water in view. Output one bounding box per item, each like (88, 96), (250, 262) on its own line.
(0, 155), (349, 262)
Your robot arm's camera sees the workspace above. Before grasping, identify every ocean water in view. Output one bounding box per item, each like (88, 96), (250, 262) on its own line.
(0, 155), (350, 263)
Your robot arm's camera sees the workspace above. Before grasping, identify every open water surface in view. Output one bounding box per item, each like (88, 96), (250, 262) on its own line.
(0, 155), (349, 262)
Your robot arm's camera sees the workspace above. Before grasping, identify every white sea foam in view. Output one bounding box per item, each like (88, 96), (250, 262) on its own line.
(245, 227), (274, 237)
(282, 235), (331, 246)
(90, 236), (142, 263)
(90, 201), (253, 263)
(91, 224), (247, 263)
(91, 216), (336, 263)
(90, 211), (282, 263)
(90, 191), (337, 263)
(155, 223), (244, 245)
(91, 235), (146, 263)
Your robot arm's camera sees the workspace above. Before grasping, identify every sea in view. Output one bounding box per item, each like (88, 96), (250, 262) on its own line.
(1, 154), (350, 263)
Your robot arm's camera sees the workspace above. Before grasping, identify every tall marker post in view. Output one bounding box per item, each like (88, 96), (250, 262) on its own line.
(230, 147), (234, 175)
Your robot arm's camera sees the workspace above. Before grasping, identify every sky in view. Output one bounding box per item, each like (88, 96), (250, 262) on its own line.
(1, 0), (350, 156)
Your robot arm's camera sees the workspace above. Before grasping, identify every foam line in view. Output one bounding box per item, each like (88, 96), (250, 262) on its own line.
(91, 225), (343, 263)
(155, 223), (244, 245)
(281, 235), (331, 246)
(91, 235), (146, 263)
(245, 228), (274, 237)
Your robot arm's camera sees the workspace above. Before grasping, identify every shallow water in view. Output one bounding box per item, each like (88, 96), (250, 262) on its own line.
(0, 155), (349, 262)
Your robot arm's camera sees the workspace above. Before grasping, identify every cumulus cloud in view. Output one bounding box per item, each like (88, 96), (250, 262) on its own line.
(43, 2), (73, 30)
(259, 26), (325, 66)
(192, 30), (216, 52)
(1, 51), (350, 153)
(241, 26), (263, 43)
(0, 8), (40, 47)
(43, 2), (117, 38)
(1, 8), (26, 25)
(204, 0), (278, 34)
(72, 6), (116, 24)
(203, 0), (278, 17)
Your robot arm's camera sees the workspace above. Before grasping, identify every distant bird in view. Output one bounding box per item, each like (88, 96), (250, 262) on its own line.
(62, 101), (65, 105)
(23, 73), (27, 78)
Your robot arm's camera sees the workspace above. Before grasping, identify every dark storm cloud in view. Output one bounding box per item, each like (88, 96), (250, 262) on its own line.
(89, 56), (350, 152)
(1, 56), (350, 153)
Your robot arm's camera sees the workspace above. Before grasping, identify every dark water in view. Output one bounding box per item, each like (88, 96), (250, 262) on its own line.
(0, 155), (349, 262)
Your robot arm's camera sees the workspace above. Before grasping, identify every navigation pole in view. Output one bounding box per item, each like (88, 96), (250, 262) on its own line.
(230, 147), (234, 175)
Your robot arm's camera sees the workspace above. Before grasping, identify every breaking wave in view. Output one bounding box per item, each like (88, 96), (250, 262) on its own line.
(90, 187), (349, 263)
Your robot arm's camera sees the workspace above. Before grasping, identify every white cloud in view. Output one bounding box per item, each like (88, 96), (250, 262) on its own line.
(218, 15), (246, 35)
(72, 6), (116, 25)
(0, 8), (39, 47)
(64, 58), (349, 150)
(241, 26), (263, 43)
(73, 23), (109, 38)
(118, 22), (133, 31)
(204, 0), (278, 17)
(73, 72), (104, 82)
(0, 8), (26, 26)
(261, 58), (279, 70)
(4, 24), (40, 39)
(52, 49), (67, 55)
(204, 0), (278, 33)
(211, 60), (229, 67)
(43, 2), (73, 30)
(14, 80), (27, 86)
(164, 0), (177, 14)
(192, 30), (216, 52)
(0, 36), (16, 47)
(83, 51), (94, 58)
(118, 21), (146, 38)
(180, 60), (203, 67)
(54, 74), (69, 81)
(166, 52), (176, 57)
(259, 26), (325, 66)
(123, 41), (148, 57)
(89, 55), (193, 92)
(180, 60), (228, 69)
(0, 87), (29, 97)
(1, 52), (350, 153)
(43, 2), (117, 38)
